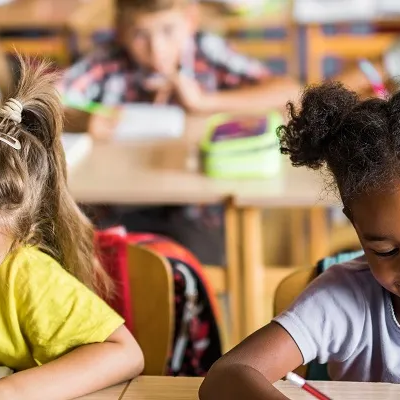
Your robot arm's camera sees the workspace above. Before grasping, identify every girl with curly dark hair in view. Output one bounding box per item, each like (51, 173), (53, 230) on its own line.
(200, 82), (400, 399)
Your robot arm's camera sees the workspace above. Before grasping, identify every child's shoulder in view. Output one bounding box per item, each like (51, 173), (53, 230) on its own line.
(0, 246), (62, 284)
(317, 255), (377, 295)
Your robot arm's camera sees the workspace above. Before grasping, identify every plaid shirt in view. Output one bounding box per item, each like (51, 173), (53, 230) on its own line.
(60, 32), (270, 105)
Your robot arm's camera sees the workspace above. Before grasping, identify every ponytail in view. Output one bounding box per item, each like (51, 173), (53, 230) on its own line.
(0, 55), (113, 297)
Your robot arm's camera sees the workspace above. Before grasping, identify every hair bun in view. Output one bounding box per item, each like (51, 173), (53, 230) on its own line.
(278, 81), (358, 169)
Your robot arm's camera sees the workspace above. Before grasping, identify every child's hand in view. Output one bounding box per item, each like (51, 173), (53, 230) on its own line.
(170, 73), (211, 113)
(145, 73), (212, 113)
(88, 111), (120, 141)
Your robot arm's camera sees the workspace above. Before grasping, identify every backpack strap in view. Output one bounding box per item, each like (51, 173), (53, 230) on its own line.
(316, 250), (364, 274)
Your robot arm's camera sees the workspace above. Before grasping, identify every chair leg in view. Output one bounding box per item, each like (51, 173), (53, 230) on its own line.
(309, 207), (330, 265)
(225, 199), (241, 348)
(289, 209), (307, 266)
(241, 207), (264, 339)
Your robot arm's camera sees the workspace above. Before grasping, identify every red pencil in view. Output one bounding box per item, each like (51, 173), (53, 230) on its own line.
(286, 372), (332, 400)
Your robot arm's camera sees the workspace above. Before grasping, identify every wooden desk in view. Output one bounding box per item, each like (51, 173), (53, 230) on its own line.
(77, 383), (129, 400)
(123, 376), (400, 399)
(234, 165), (337, 336)
(68, 140), (230, 205)
(233, 167), (331, 334)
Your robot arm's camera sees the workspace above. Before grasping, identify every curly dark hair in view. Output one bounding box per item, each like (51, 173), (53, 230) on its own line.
(278, 81), (400, 203)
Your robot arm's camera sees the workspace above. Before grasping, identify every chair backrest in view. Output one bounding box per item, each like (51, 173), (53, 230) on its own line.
(1, 37), (71, 66)
(127, 245), (175, 376)
(274, 267), (317, 317)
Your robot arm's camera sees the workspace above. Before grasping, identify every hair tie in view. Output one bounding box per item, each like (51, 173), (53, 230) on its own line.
(0, 98), (23, 150)
(0, 99), (23, 124)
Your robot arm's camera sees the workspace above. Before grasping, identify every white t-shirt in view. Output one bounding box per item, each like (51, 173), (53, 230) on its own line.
(274, 256), (400, 382)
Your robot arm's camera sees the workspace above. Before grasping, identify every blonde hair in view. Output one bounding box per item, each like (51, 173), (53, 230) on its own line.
(0, 56), (113, 298)
(0, 50), (13, 101)
(116, 0), (190, 14)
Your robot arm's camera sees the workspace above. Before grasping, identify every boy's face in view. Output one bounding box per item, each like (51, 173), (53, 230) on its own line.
(118, 7), (194, 76)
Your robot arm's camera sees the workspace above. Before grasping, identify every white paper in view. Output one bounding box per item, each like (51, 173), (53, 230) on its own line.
(114, 104), (185, 141)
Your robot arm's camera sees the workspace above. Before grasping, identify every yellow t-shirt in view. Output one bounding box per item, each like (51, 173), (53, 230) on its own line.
(0, 246), (124, 371)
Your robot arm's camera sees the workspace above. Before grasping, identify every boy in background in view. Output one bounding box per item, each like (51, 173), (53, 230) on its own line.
(60, 0), (300, 264)
(61, 0), (299, 136)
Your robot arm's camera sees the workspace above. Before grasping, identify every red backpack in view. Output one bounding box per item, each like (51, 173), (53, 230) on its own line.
(95, 227), (222, 376)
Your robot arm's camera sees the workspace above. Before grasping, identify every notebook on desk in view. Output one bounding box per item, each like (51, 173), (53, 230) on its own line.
(115, 104), (185, 141)
(62, 96), (185, 141)
(61, 133), (92, 170)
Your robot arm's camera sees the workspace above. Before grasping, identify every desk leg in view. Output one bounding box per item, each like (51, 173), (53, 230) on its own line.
(309, 207), (330, 265)
(225, 200), (241, 347)
(242, 207), (264, 339)
(289, 209), (307, 266)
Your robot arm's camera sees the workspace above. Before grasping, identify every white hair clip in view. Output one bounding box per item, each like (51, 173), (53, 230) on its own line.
(0, 132), (21, 150)
(0, 98), (23, 150)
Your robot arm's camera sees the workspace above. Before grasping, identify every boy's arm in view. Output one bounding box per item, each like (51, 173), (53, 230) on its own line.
(0, 325), (144, 400)
(202, 75), (301, 113)
(170, 73), (300, 114)
(172, 33), (301, 113)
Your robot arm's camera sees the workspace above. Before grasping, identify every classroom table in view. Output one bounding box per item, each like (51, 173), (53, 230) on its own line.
(67, 117), (333, 342)
(112, 376), (400, 400)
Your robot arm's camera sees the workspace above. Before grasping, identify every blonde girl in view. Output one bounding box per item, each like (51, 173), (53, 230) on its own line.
(0, 56), (143, 400)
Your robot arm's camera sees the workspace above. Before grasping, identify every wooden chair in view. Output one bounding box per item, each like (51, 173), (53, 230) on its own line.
(203, 200), (241, 350)
(1, 36), (71, 66)
(127, 245), (175, 376)
(127, 243), (232, 373)
(199, 2), (298, 77)
(304, 24), (397, 83)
